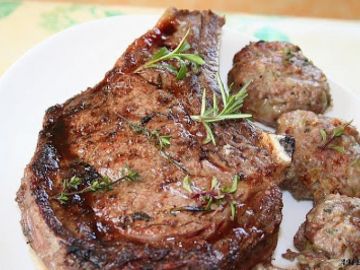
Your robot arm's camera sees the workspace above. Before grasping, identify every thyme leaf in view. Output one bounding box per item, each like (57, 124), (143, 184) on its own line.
(191, 73), (252, 145)
(135, 29), (205, 80)
(319, 120), (352, 152)
(126, 118), (171, 150)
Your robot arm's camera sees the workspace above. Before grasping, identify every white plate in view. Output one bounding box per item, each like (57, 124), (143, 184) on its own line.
(0, 15), (359, 270)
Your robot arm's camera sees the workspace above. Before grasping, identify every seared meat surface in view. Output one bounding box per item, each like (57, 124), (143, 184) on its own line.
(16, 8), (294, 270)
(287, 194), (360, 270)
(277, 110), (360, 201)
(228, 41), (331, 127)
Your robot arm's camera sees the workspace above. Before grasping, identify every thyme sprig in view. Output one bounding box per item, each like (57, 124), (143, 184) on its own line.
(172, 175), (240, 220)
(135, 29), (205, 80)
(122, 116), (188, 173)
(319, 121), (352, 153)
(55, 166), (139, 204)
(124, 118), (171, 150)
(191, 74), (252, 145)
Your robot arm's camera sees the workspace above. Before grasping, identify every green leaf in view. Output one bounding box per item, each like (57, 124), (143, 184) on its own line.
(159, 135), (171, 148)
(230, 201), (237, 221)
(180, 54), (205, 65)
(200, 88), (207, 116)
(217, 73), (228, 106)
(182, 175), (193, 193)
(211, 177), (219, 190)
(221, 175), (239, 194)
(205, 196), (214, 210)
(332, 126), (345, 138)
(212, 92), (218, 114)
(149, 47), (169, 61)
(173, 28), (191, 54)
(123, 166), (140, 182)
(203, 122), (216, 145)
(328, 145), (345, 154)
(177, 40), (191, 53)
(57, 193), (69, 204)
(176, 61), (188, 80)
(320, 129), (327, 142)
(68, 176), (81, 190)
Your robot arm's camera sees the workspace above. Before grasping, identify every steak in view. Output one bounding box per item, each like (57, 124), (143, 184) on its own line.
(16, 8), (294, 270)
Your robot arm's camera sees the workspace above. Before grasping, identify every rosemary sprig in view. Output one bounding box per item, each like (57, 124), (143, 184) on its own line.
(191, 73), (252, 145)
(319, 120), (352, 152)
(56, 166), (139, 204)
(134, 29), (205, 80)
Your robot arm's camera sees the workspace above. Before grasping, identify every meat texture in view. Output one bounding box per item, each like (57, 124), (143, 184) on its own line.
(288, 194), (360, 270)
(16, 8), (294, 270)
(228, 41), (331, 127)
(277, 110), (360, 201)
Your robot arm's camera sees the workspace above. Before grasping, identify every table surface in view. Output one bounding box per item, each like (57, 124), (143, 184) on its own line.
(1, 1), (359, 96)
(30, 0), (360, 20)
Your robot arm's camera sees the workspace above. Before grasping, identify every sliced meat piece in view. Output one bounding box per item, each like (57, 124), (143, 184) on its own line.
(287, 194), (360, 269)
(16, 8), (293, 270)
(228, 41), (331, 127)
(277, 110), (360, 201)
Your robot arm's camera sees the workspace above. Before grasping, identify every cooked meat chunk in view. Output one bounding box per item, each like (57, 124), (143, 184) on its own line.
(289, 194), (360, 269)
(16, 8), (293, 270)
(228, 41), (331, 127)
(277, 110), (360, 201)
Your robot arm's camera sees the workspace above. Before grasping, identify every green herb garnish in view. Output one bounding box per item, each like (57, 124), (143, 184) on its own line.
(220, 175), (239, 194)
(191, 73), (252, 145)
(230, 201), (237, 221)
(55, 166), (140, 204)
(135, 29), (205, 80)
(127, 119), (171, 150)
(182, 175), (193, 193)
(180, 174), (240, 220)
(319, 121), (352, 152)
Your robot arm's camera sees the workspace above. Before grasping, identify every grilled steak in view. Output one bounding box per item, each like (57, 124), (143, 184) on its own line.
(16, 8), (294, 270)
(284, 194), (360, 269)
(228, 41), (331, 127)
(277, 110), (360, 201)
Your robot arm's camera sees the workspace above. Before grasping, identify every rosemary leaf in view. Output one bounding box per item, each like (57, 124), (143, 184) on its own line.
(191, 73), (252, 145)
(176, 61), (188, 80)
(135, 29), (204, 80)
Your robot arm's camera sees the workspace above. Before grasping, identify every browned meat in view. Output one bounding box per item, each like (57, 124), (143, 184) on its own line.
(228, 41), (331, 127)
(277, 110), (360, 201)
(286, 194), (360, 270)
(16, 8), (294, 270)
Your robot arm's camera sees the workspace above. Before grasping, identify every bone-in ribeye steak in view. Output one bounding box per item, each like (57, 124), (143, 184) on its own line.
(16, 8), (294, 270)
